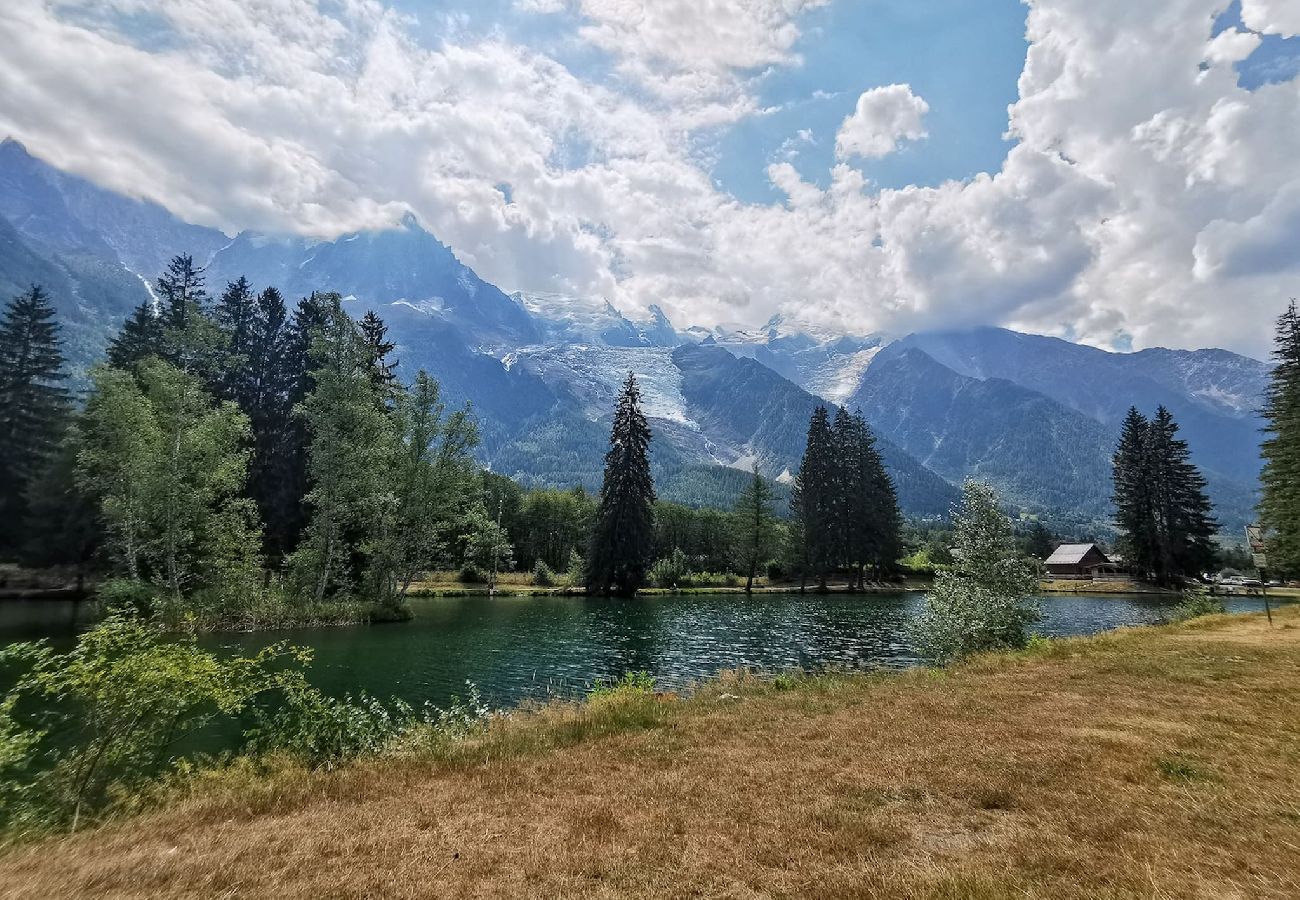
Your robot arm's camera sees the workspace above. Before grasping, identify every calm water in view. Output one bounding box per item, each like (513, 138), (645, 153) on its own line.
(0, 592), (1274, 711)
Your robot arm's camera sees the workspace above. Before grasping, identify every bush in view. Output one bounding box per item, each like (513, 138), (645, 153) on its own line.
(244, 686), (416, 769)
(458, 564), (487, 584)
(0, 615), (307, 833)
(649, 549), (690, 588)
(532, 559), (554, 587)
(96, 578), (159, 618)
(1172, 589), (1226, 622)
(565, 550), (585, 588)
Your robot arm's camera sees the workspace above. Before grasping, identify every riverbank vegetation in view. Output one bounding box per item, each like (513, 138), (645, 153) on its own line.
(1, 605), (1296, 896)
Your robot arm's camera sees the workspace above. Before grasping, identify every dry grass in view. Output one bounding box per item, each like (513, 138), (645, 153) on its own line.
(4, 610), (1300, 899)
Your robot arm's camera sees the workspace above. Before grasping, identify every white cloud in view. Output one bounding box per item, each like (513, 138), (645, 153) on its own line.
(1203, 27), (1262, 66)
(0, 0), (1297, 357)
(1241, 0), (1300, 37)
(835, 85), (930, 161)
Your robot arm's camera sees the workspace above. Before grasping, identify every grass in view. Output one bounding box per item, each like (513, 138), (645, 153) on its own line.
(3, 608), (1300, 897)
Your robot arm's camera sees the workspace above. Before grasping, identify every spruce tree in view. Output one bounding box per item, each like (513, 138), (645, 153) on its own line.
(1260, 300), (1300, 576)
(107, 301), (164, 369)
(732, 465), (776, 594)
(857, 411), (902, 582)
(585, 373), (655, 597)
(1112, 407), (1155, 578)
(213, 276), (257, 402)
(792, 405), (835, 590)
(243, 286), (298, 561)
(155, 254), (221, 377)
(359, 310), (398, 397)
(1148, 406), (1216, 583)
(0, 286), (70, 553)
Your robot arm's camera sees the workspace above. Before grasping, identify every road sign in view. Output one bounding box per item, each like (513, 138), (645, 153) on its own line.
(1253, 553), (1268, 569)
(1246, 524), (1267, 554)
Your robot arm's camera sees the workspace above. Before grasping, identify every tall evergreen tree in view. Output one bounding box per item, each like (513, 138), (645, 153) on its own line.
(791, 405), (836, 591)
(213, 276), (257, 402)
(585, 373), (655, 597)
(106, 301), (164, 369)
(1112, 405), (1216, 585)
(0, 286), (70, 553)
(856, 411), (902, 583)
(732, 465), (776, 594)
(1112, 407), (1156, 577)
(1148, 406), (1216, 583)
(359, 309), (398, 397)
(155, 254), (221, 377)
(1260, 300), (1300, 576)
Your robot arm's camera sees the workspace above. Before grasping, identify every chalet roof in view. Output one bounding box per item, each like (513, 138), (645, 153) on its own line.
(1045, 543), (1109, 565)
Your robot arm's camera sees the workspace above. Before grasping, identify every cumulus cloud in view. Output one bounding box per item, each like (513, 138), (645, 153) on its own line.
(0, 0), (1297, 356)
(1241, 0), (1300, 37)
(835, 84), (930, 160)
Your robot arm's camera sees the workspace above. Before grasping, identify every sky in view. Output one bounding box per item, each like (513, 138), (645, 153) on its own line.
(0, 1), (1298, 357)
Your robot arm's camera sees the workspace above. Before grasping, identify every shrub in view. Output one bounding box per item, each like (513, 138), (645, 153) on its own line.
(244, 686), (415, 769)
(96, 578), (159, 618)
(458, 564), (487, 584)
(649, 548), (690, 588)
(1172, 589), (1226, 622)
(532, 559), (554, 587)
(0, 615), (307, 833)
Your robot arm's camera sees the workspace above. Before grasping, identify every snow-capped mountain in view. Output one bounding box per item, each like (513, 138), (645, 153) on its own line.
(0, 139), (1274, 525)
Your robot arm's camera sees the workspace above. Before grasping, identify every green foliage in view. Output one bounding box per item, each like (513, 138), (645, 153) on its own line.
(288, 294), (391, 602)
(586, 373), (656, 596)
(0, 285), (71, 555)
(732, 465), (777, 592)
(588, 670), (655, 698)
(245, 687), (414, 770)
(649, 548), (691, 588)
(0, 615), (307, 832)
(912, 481), (1041, 664)
(1172, 588), (1227, 623)
(1260, 301), (1300, 577)
(565, 549), (585, 588)
(532, 558), (554, 587)
(1113, 406), (1217, 585)
(78, 358), (263, 606)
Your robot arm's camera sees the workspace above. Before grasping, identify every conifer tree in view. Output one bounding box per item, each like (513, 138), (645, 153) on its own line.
(1112, 405), (1216, 585)
(213, 276), (257, 402)
(792, 405), (835, 590)
(242, 286), (298, 560)
(1260, 300), (1300, 576)
(857, 411), (903, 582)
(585, 373), (655, 597)
(359, 309), (398, 397)
(155, 254), (221, 377)
(1148, 406), (1216, 582)
(1112, 407), (1155, 577)
(0, 286), (70, 552)
(732, 465), (776, 594)
(106, 301), (164, 369)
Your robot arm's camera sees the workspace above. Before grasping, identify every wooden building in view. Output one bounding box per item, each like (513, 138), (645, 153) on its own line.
(1043, 543), (1118, 579)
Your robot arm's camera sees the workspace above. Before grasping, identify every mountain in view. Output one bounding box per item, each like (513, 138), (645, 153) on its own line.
(0, 141), (1271, 527)
(205, 218), (538, 351)
(893, 328), (1268, 487)
(847, 345), (1116, 522)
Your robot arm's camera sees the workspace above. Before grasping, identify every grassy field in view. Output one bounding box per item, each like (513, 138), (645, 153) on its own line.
(3, 609), (1299, 898)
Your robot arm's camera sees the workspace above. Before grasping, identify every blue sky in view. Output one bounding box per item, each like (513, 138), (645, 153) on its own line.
(2, 0), (1299, 356)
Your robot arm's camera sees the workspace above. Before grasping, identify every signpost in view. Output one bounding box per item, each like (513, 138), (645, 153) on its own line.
(1245, 524), (1272, 626)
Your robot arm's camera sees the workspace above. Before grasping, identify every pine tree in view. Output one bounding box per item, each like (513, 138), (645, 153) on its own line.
(792, 405), (836, 591)
(732, 465), (776, 594)
(242, 286), (298, 561)
(155, 254), (221, 377)
(857, 411), (902, 582)
(0, 286), (70, 553)
(1024, 521), (1055, 561)
(1112, 407), (1155, 578)
(107, 301), (164, 369)
(1148, 406), (1216, 583)
(359, 310), (398, 398)
(1260, 300), (1300, 576)
(585, 373), (655, 597)
(213, 276), (257, 402)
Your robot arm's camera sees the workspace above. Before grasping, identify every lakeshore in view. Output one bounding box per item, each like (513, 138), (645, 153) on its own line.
(2, 606), (1297, 897)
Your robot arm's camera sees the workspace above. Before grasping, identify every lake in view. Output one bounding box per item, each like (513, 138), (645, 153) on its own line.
(0, 592), (1275, 712)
